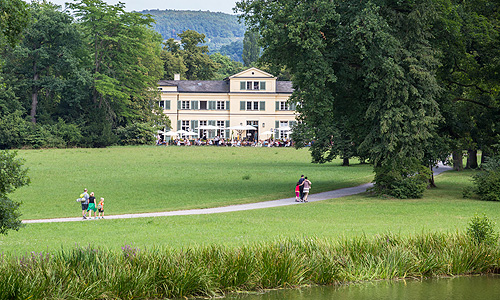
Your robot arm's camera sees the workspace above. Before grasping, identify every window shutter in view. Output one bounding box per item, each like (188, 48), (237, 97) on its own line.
(290, 102), (296, 111)
(209, 101), (216, 110)
(177, 120), (181, 130)
(225, 120), (230, 127)
(177, 101), (181, 110)
(275, 121), (279, 129)
(240, 81), (246, 90)
(165, 100), (171, 110)
(226, 101), (230, 110)
(260, 81), (266, 90)
(275, 101), (280, 111)
(259, 101), (265, 111)
(225, 129), (230, 138)
(240, 101), (245, 111)
(208, 120), (216, 126)
(191, 120), (197, 131)
(192, 101), (198, 110)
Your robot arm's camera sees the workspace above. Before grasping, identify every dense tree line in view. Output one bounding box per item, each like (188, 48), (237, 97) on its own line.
(0, 0), (170, 149)
(236, 0), (500, 198)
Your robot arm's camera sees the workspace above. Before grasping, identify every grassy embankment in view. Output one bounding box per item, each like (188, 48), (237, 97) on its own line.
(0, 234), (499, 299)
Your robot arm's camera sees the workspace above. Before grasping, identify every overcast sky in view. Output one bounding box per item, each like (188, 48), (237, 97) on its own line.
(29, 0), (239, 14)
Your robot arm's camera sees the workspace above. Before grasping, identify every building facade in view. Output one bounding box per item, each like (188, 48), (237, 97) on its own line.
(157, 68), (296, 141)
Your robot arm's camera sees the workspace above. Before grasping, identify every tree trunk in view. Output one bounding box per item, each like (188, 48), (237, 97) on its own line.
(481, 150), (488, 165)
(429, 165), (436, 188)
(342, 157), (350, 166)
(452, 150), (463, 171)
(30, 71), (39, 124)
(466, 149), (478, 169)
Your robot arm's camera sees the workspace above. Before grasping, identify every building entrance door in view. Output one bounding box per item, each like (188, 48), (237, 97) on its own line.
(246, 121), (259, 141)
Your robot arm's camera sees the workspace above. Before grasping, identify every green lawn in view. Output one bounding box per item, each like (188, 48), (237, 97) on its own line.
(13, 146), (373, 220)
(1, 152), (499, 256)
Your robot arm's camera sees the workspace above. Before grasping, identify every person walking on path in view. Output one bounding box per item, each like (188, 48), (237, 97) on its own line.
(81, 188), (89, 219)
(87, 192), (97, 219)
(295, 182), (300, 202)
(301, 177), (312, 202)
(97, 197), (104, 219)
(298, 175), (305, 201)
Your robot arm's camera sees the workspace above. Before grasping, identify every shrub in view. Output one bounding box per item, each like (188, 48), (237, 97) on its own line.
(466, 214), (499, 246)
(116, 122), (156, 145)
(472, 156), (500, 201)
(373, 161), (432, 199)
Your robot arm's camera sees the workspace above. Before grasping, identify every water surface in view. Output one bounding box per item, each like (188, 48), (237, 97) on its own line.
(227, 275), (500, 300)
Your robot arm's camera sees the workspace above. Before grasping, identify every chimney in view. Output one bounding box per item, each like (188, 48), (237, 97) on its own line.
(174, 74), (180, 81)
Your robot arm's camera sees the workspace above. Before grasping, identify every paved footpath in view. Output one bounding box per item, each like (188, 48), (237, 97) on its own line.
(23, 164), (453, 224)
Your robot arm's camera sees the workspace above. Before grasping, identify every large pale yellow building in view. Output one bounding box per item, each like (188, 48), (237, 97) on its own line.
(157, 67), (296, 141)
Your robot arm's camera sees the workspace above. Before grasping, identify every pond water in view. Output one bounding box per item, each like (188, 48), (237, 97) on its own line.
(226, 275), (500, 300)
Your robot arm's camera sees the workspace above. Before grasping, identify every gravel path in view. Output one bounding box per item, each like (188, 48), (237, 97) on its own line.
(22, 164), (453, 224)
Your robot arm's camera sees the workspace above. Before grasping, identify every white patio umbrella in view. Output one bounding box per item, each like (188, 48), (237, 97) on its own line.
(164, 131), (178, 137)
(185, 131), (198, 136)
(244, 124), (257, 130)
(175, 129), (189, 135)
(261, 130), (274, 135)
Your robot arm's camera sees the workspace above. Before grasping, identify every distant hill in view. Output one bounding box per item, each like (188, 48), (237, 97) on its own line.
(142, 9), (246, 54)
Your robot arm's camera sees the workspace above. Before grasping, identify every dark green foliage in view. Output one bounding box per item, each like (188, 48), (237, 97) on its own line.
(0, 0), (29, 47)
(210, 52), (245, 80)
(472, 156), (500, 201)
(116, 123), (156, 145)
(373, 159), (432, 199)
(242, 29), (260, 66)
(237, 0), (441, 198)
(216, 40), (244, 63)
(161, 30), (219, 80)
(466, 214), (499, 246)
(0, 150), (29, 234)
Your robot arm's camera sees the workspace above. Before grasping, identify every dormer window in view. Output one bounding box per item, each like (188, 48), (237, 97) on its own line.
(240, 81), (266, 91)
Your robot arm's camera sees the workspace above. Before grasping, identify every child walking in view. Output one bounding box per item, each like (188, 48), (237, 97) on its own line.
(97, 197), (104, 219)
(295, 182), (301, 202)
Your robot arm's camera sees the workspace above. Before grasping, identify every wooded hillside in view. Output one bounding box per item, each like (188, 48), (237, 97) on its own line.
(142, 9), (246, 50)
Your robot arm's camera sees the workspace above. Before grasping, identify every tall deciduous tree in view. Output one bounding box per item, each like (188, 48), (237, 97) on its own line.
(242, 29), (260, 66)
(68, 0), (164, 139)
(237, 0), (441, 198)
(161, 30), (219, 80)
(4, 2), (86, 124)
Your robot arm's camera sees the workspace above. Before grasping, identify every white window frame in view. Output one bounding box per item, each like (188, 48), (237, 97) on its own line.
(216, 120), (226, 138)
(280, 101), (289, 111)
(181, 120), (190, 132)
(181, 100), (190, 110)
(216, 101), (225, 110)
(241, 81), (266, 91)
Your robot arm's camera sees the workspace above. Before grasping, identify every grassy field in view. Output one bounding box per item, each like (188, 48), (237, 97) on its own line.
(12, 146), (373, 220)
(1, 149), (499, 256)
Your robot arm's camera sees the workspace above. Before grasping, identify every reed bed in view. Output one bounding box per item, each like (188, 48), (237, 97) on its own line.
(1, 233), (499, 299)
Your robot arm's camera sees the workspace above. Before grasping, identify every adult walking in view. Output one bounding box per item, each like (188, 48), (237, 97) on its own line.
(302, 177), (312, 202)
(81, 188), (89, 219)
(297, 175), (305, 201)
(87, 192), (97, 219)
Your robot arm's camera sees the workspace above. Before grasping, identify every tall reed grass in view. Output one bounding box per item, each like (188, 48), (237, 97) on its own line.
(1, 233), (499, 299)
